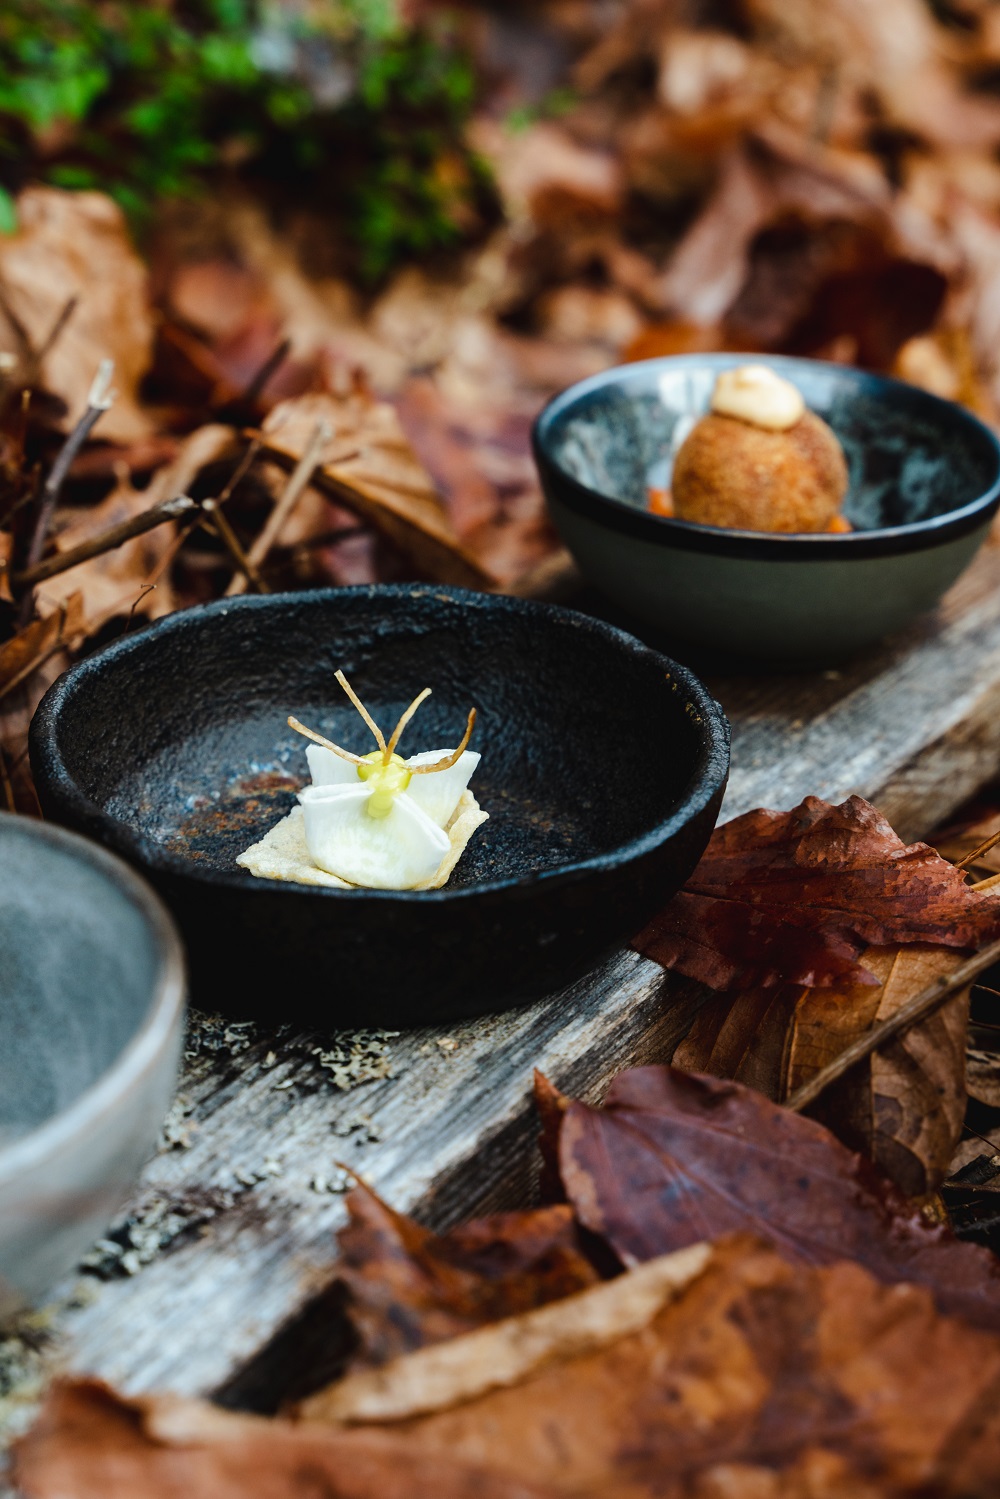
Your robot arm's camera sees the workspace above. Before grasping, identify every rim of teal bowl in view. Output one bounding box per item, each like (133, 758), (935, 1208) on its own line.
(0, 813), (186, 1187)
(533, 353), (1000, 560)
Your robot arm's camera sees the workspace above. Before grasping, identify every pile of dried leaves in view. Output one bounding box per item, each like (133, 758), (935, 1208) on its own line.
(14, 793), (1000, 1497)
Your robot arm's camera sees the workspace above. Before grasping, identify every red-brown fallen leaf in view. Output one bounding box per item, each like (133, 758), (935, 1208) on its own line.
(540, 1065), (1000, 1331)
(673, 943), (972, 1196)
(300, 1237), (1000, 1498)
(394, 377), (559, 587)
(338, 1183), (599, 1370)
(634, 794), (1000, 990)
(13, 1379), (558, 1499)
(0, 188), (154, 443)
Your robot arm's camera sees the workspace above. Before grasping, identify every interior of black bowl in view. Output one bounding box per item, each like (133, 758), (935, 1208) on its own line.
(0, 817), (160, 1141)
(39, 588), (717, 892)
(542, 354), (1000, 532)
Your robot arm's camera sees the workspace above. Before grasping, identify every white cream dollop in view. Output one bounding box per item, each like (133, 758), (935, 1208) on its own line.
(710, 365), (805, 432)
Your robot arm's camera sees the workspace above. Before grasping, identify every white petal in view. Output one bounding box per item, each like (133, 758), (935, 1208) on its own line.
(298, 784), (449, 890)
(306, 744), (361, 788)
(403, 750), (480, 828)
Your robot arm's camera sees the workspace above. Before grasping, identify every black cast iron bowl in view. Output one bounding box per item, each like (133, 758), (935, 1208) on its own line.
(30, 586), (729, 1028)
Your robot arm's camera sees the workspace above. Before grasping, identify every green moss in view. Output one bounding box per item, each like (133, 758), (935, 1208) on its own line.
(0, 0), (489, 277)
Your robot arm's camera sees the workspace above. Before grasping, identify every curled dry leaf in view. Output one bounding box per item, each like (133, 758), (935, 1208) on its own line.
(0, 189), (154, 443)
(13, 1379), (558, 1499)
(260, 392), (490, 588)
(634, 795), (1000, 991)
(301, 1237), (1000, 1499)
(538, 1066), (1000, 1332)
(337, 1183), (599, 1371)
(300, 1243), (711, 1426)
(0, 592), (85, 697)
(29, 1238), (1000, 1497)
(674, 943), (974, 1195)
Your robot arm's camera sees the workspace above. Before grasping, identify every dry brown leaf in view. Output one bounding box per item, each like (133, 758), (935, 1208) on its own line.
(675, 943), (971, 1194)
(13, 1379), (558, 1499)
(29, 1240), (1000, 1497)
(302, 1237), (1000, 1498)
(301, 1243), (712, 1426)
(337, 1184), (599, 1371)
(260, 391), (490, 587)
(0, 592), (85, 696)
(0, 188), (154, 442)
(0, 527), (12, 603)
(746, 0), (1000, 152)
(468, 119), (623, 231)
(394, 377), (558, 587)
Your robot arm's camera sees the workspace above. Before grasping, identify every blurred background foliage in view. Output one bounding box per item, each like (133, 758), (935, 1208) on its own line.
(0, 0), (491, 278)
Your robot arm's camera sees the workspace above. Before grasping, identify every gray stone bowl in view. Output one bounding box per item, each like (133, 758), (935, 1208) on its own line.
(0, 813), (185, 1314)
(533, 353), (1000, 663)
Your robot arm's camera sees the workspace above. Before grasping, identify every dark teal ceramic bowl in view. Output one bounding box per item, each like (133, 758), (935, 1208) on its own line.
(533, 354), (1000, 663)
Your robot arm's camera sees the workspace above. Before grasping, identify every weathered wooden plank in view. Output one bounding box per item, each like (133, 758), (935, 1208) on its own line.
(15, 529), (1000, 1412)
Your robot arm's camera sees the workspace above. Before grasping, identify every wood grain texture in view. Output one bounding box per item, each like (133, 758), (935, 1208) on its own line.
(17, 530), (1000, 1414)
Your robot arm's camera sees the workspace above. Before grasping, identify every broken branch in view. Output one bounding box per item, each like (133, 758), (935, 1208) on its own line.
(13, 493), (197, 587)
(226, 418), (331, 598)
(21, 358), (116, 576)
(785, 935), (1000, 1113)
(201, 498), (270, 594)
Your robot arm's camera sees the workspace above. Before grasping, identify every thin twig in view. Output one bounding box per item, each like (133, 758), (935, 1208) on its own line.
(0, 285), (33, 356)
(226, 419), (331, 598)
(954, 826), (1000, 870)
(13, 494), (197, 586)
(124, 583), (156, 631)
(22, 359), (116, 576)
(35, 295), (79, 364)
(972, 871), (1000, 893)
(786, 936), (1000, 1113)
(286, 524), (366, 555)
(201, 499), (270, 594)
(215, 436), (262, 509)
(241, 337), (291, 406)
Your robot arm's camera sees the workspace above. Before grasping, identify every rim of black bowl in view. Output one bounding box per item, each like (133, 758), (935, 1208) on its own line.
(31, 586), (731, 904)
(0, 812), (185, 1187)
(532, 353), (1000, 560)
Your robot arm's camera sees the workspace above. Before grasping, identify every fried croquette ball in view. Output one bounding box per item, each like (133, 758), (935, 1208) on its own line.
(671, 366), (849, 534)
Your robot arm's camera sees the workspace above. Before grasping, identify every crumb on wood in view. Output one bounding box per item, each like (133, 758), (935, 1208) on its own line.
(309, 1169), (350, 1195)
(331, 1113), (381, 1142)
(158, 1094), (195, 1151)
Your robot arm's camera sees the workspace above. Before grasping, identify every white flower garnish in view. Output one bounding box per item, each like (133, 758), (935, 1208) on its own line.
(287, 671), (480, 891)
